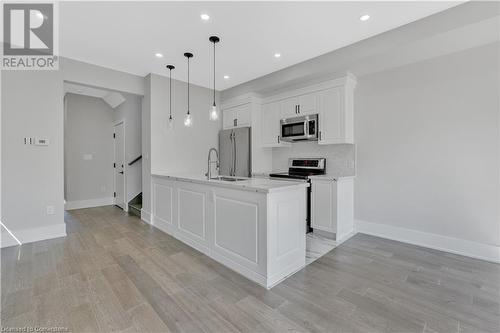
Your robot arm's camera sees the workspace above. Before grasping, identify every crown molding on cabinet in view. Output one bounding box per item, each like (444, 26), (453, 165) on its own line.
(263, 72), (357, 105)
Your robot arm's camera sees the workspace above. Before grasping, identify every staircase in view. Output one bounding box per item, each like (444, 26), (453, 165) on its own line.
(128, 192), (142, 218)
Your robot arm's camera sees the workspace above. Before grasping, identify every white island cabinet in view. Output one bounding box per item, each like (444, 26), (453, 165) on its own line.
(150, 174), (308, 289)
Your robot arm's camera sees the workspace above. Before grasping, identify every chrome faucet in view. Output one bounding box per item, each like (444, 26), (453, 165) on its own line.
(206, 148), (219, 180)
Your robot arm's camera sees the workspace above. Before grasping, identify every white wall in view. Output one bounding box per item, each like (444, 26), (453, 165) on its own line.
(1, 70), (66, 243)
(272, 143), (355, 176)
(64, 93), (114, 204)
(221, 2), (500, 260)
(355, 42), (499, 248)
(149, 73), (221, 175)
(139, 73), (221, 218)
(113, 92), (142, 202)
(1, 58), (144, 245)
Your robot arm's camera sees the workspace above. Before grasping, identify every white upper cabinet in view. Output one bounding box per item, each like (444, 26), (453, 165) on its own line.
(280, 97), (299, 119)
(262, 73), (356, 146)
(318, 87), (348, 144)
(279, 92), (318, 119)
(222, 103), (251, 129)
(297, 92), (318, 116)
(261, 101), (289, 147)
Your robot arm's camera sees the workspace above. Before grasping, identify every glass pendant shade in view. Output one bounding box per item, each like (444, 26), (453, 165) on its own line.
(184, 113), (192, 127)
(168, 115), (174, 129)
(209, 103), (219, 121)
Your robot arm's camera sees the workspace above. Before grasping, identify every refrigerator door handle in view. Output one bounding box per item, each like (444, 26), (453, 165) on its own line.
(229, 132), (233, 176)
(233, 131), (237, 176)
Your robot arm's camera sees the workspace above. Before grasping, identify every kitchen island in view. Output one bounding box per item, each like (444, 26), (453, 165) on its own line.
(150, 174), (309, 288)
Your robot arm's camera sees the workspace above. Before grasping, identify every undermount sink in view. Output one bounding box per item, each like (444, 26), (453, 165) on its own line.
(212, 176), (247, 182)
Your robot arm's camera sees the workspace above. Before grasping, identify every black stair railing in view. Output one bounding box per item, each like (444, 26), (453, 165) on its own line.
(128, 155), (142, 166)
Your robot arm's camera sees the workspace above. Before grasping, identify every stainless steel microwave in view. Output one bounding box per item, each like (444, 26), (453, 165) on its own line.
(280, 114), (318, 142)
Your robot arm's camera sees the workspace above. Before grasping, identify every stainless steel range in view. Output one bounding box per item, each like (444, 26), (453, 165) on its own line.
(269, 158), (326, 232)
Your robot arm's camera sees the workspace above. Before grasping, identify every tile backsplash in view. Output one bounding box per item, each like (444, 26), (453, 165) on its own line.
(272, 142), (356, 176)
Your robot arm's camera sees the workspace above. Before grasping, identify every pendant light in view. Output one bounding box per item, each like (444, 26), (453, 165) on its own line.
(208, 36), (220, 121)
(183, 52), (193, 127)
(166, 65), (175, 129)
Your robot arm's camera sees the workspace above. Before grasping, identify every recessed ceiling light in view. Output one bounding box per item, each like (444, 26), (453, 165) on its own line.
(223, 75), (229, 79)
(274, 53), (281, 58)
(359, 14), (370, 21)
(155, 53), (163, 58)
(201, 13), (210, 21)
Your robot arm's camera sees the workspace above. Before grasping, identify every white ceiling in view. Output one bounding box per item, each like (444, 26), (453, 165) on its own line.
(60, 1), (461, 90)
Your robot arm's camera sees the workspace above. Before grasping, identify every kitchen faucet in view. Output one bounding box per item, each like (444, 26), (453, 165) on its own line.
(206, 148), (219, 180)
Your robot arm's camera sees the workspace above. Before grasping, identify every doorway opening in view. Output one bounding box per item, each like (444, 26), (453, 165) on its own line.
(63, 82), (142, 216)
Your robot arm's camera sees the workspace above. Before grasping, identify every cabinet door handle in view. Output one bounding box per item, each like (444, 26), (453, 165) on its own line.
(297, 105), (300, 114)
(319, 131), (322, 140)
(295, 105), (298, 114)
(234, 118), (237, 127)
(277, 135), (280, 143)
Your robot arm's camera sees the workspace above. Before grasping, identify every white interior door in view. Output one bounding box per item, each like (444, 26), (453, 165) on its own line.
(114, 122), (125, 209)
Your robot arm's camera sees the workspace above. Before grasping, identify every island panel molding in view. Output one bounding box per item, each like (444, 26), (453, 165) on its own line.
(177, 186), (207, 243)
(150, 174), (308, 288)
(214, 194), (260, 265)
(152, 183), (173, 225)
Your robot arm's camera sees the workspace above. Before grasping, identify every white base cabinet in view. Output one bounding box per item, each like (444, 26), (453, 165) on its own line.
(151, 176), (307, 289)
(311, 177), (354, 241)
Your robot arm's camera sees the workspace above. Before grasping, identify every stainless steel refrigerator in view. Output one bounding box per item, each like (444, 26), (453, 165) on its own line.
(219, 127), (251, 177)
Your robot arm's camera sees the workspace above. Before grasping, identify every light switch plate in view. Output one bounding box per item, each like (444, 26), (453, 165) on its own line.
(46, 206), (55, 215)
(34, 137), (49, 146)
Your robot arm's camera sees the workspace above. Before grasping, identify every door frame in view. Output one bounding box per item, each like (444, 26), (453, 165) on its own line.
(113, 119), (127, 211)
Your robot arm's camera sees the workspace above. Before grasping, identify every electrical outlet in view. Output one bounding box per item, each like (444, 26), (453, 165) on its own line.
(46, 206), (55, 215)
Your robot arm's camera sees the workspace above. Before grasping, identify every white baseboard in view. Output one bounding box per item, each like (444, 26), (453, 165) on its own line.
(1, 223), (67, 248)
(336, 230), (357, 246)
(65, 197), (115, 210)
(355, 219), (500, 263)
(1, 227), (20, 248)
(141, 209), (151, 224)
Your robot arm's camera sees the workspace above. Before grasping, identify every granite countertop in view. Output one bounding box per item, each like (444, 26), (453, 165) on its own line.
(152, 173), (309, 193)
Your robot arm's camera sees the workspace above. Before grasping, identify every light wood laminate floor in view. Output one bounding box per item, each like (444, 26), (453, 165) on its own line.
(1, 206), (499, 333)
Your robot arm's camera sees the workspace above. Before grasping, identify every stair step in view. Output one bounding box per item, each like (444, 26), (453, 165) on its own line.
(129, 202), (142, 211)
(128, 205), (141, 218)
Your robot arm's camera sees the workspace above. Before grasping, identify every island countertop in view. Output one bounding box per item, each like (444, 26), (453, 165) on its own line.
(152, 173), (309, 193)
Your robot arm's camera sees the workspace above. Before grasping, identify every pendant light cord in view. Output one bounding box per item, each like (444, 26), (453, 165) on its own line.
(169, 69), (172, 118)
(213, 41), (216, 105)
(187, 57), (190, 114)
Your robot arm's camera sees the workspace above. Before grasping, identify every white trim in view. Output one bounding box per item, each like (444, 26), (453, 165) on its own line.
(65, 197), (115, 210)
(335, 230), (357, 246)
(1, 227), (21, 248)
(140, 209), (151, 224)
(262, 72), (357, 104)
(113, 120), (127, 210)
(0, 221), (22, 246)
(355, 219), (500, 264)
(221, 93), (262, 110)
(1, 223), (67, 247)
